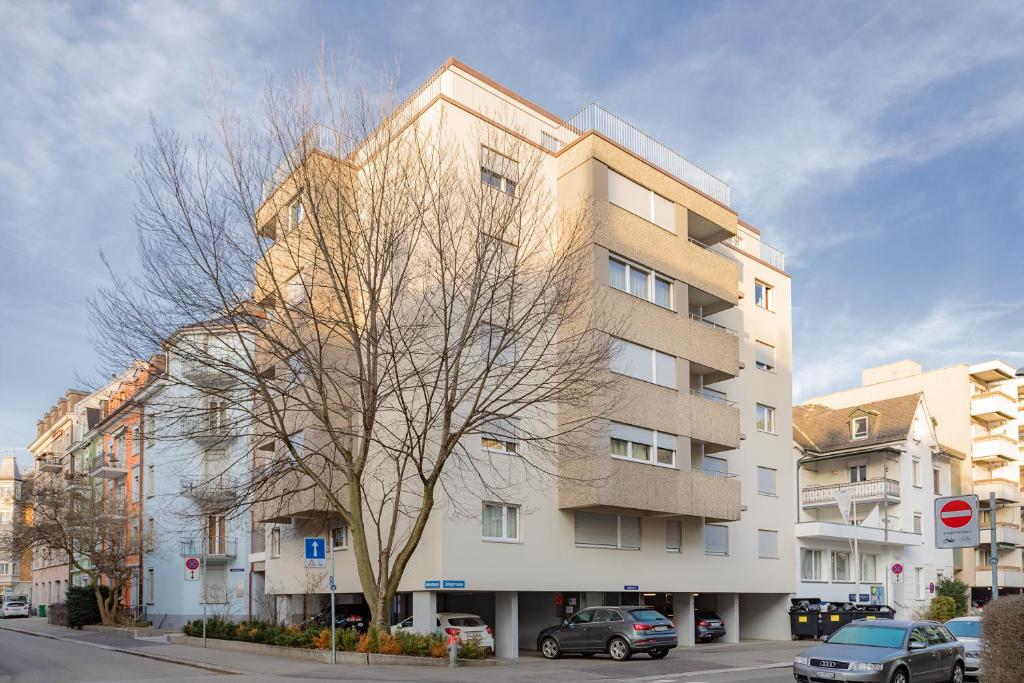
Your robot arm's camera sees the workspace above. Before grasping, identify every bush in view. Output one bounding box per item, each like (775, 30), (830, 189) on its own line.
(457, 635), (489, 660)
(182, 617), (237, 640)
(394, 630), (433, 657)
(981, 595), (1024, 683)
(927, 596), (958, 622)
(339, 626), (361, 651)
(66, 585), (110, 629)
(935, 577), (970, 617)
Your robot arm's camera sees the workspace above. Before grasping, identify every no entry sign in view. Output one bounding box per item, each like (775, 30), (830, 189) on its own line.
(934, 495), (980, 549)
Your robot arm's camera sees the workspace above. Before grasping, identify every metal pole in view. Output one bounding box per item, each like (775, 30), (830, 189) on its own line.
(989, 491), (999, 602)
(202, 543), (207, 648)
(853, 496), (860, 602)
(330, 536), (336, 665)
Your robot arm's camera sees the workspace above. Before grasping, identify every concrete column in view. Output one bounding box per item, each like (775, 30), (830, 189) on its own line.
(717, 593), (740, 643)
(494, 591), (519, 658)
(675, 592), (696, 647)
(412, 591), (437, 634)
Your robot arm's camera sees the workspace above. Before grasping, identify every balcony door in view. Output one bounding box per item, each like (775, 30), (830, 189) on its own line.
(206, 514), (226, 554)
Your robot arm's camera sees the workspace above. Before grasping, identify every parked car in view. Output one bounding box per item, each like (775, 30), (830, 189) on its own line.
(793, 619), (964, 683)
(944, 616), (981, 679)
(1, 601), (29, 618)
(694, 609), (726, 642)
(303, 607), (369, 632)
(537, 606), (676, 661)
(391, 612), (494, 651)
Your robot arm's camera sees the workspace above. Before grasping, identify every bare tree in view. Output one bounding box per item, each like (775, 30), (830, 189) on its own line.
(91, 56), (616, 629)
(4, 475), (150, 624)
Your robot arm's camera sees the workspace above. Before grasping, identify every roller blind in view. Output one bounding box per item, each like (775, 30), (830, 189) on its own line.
(758, 530), (778, 558)
(611, 422), (654, 445)
(651, 192), (675, 233)
(755, 341), (775, 370)
(655, 351), (676, 388)
(757, 466), (776, 495)
(610, 339), (652, 382)
(620, 516), (641, 549)
(705, 523), (728, 555)
(665, 520), (682, 552)
(575, 511), (617, 547)
(608, 169), (650, 220)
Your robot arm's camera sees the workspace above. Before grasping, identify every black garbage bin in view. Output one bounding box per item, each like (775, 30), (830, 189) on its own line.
(855, 604), (895, 622)
(789, 598), (822, 640)
(820, 604), (856, 637)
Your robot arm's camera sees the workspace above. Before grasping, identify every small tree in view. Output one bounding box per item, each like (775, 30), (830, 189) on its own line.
(935, 577), (969, 617)
(926, 596), (957, 622)
(981, 594), (1024, 683)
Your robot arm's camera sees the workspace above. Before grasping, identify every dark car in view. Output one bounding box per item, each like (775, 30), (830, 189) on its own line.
(695, 609), (726, 642)
(793, 619), (964, 683)
(303, 607), (369, 632)
(537, 606), (677, 661)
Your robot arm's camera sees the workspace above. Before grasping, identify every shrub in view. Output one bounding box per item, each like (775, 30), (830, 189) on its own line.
(394, 630), (432, 657)
(356, 627), (380, 653)
(66, 585), (110, 629)
(981, 595), (1024, 683)
(458, 635), (488, 660)
(927, 596), (958, 622)
(182, 617), (237, 640)
(312, 628), (331, 650)
(428, 638), (449, 658)
(935, 577), (970, 617)
(339, 627), (361, 651)
(376, 632), (401, 655)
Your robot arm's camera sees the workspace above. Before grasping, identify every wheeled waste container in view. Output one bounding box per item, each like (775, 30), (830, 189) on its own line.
(788, 598), (822, 639)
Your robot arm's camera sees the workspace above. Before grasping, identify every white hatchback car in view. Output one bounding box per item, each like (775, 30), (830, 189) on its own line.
(945, 616), (982, 678)
(391, 612), (495, 651)
(1, 601), (29, 618)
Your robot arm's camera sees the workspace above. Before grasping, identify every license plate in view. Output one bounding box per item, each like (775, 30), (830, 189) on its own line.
(817, 673), (836, 680)
(654, 625), (667, 632)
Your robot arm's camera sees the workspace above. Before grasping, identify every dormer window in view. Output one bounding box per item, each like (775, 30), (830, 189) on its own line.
(851, 416), (869, 440)
(289, 198), (305, 228)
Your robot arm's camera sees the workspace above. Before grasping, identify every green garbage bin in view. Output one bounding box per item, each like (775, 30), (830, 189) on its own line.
(38, 604), (46, 617)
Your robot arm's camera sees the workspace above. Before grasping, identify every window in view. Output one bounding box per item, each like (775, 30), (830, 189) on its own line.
(754, 280), (774, 311)
(756, 404), (776, 433)
(145, 413), (156, 446)
(610, 339), (676, 388)
(607, 168), (675, 233)
(801, 548), (823, 580)
(480, 416), (520, 455)
(851, 416), (869, 439)
(913, 512), (923, 534)
(704, 523), (728, 555)
(832, 551), (851, 581)
(912, 457), (921, 487)
(665, 520), (682, 553)
(861, 554), (878, 583)
(757, 466), (777, 496)
(146, 464), (155, 498)
(482, 503), (520, 542)
(702, 455), (728, 477)
(574, 511), (641, 549)
(289, 198), (304, 227)
(480, 146), (518, 195)
(755, 341), (775, 372)
(146, 568), (154, 604)
(914, 567), (923, 599)
(115, 432), (126, 462)
(933, 468), (942, 494)
(610, 423), (676, 467)
(0, 562), (8, 575)
(331, 524), (349, 549)
(146, 517), (156, 552)
(758, 530), (778, 559)
(607, 255), (672, 310)
(132, 425), (141, 452)
(849, 465), (867, 482)
(480, 324), (517, 365)
(286, 271), (307, 305)
(130, 464), (140, 502)
(270, 528), (281, 558)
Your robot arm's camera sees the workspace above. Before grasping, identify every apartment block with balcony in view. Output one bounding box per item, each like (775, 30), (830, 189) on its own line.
(808, 359), (1024, 602)
(252, 58), (795, 652)
(793, 394), (957, 618)
(0, 456), (31, 600)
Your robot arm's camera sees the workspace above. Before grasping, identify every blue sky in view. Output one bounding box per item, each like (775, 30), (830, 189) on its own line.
(3, 1), (1024, 463)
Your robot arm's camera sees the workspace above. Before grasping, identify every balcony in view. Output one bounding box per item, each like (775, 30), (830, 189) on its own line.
(689, 390), (741, 451)
(89, 451), (127, 479)
(975, 566), (1024, 589)
(973, 435), (1018, 463)
(180, 359), (235, 386)
(99, 493), (127, 517)
(801, 478), (901, 509)
(795, 521), (922, 546)
(980, 524), (1024, 548)
(185, 415), (232, 444)
(976, 478), (1021, 504)
(179, 537), (238, 562)
(971, 391), (1016, 423)
(180, 476), (238, 506)
(38, 454), (63, 473)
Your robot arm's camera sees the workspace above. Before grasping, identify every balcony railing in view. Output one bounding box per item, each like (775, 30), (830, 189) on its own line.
(567, 103), (730, 205)
(185, 415), (232, 442)
(180, 476), (238, 504)
(89, 451), (127, 479)
(758, 240), (786, 271)
(690, 388), (738, 408)
(38, 455), (63, 473)
(801, 478), (901, 508)
(688, 313), (737, 336)
(179, 537), (238, 560)
(688, 236), (738, 263)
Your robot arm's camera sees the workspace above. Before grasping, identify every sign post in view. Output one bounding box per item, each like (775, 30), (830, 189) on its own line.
(988, 492), (999, 601)
(934, 495), (980, 548)
(329, 537), (336, 665)
(304, 538), (326, 568)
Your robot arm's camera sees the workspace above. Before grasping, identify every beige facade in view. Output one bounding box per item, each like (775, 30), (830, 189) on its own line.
(809, 359), (1024, 600)
(251, 59), (795, 652)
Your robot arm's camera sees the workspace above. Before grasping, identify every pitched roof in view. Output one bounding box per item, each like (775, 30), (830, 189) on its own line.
(793, 393), (923, 453)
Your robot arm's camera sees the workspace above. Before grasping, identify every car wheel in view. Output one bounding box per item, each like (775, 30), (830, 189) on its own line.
(540, 637), (562, 659)
(608, 637), (632, 661)
(951, 662), (964, 683)
(890, 667), (909, 683)
(648, 648), (668, 659)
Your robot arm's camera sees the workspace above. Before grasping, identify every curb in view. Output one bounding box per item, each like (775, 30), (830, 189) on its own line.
(0, 624), (245, 675)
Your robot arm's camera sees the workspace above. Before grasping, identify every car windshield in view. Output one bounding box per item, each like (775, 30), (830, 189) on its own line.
(448, 617), (483, 627)
(828, 625), (906, 648)
(629, 609), (667, 622)
(945, 621), (981, 639)
(5, 603), (24, 607)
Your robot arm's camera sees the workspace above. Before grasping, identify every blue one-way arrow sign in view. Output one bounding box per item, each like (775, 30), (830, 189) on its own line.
(305, 537), (326, 568)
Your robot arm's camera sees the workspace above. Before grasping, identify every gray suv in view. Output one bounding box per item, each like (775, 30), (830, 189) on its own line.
(537, 606), (677, 661)
(793, 619), (964, 683)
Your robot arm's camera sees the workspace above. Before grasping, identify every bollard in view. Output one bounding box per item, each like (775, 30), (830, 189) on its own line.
(448, 636), (459, 668)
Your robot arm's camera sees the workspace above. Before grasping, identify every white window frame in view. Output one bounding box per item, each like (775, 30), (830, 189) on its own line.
(270, 528), (281, 558)
(482, 503), (521, 543)
(754, 340), (776, 372)
(933, 467), (942, 495)
(610, 422), (676, 468)
(850, 464), (867, 482)
(146, 567), (155, 605)
(754, 279), (775, 311)
(480, 146), (518, 195)
(610, 338), (676, 389)
(912, 458), (922, 487)
(146, 464), (155, 498)
(704, 523), (729, 556)
(861, 553), (878, 583)
(574, 512), (641, 550)
(756, 404), (776, 434)
(756, 466), (777, 496)
(913, 512), (923, 534)
(607, 168), (675, 233)
(607, 254), (673, 310)
(288, 197), (304, 228)
(831, 550), (852, 582)
(480, 416), (521, 455)
(331, 524), (349, 550)
(851, 416), (869, 440)
(801, 548), (823, 581)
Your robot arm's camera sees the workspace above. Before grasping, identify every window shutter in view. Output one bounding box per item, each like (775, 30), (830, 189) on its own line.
(705, 524), (728, 554)
(755, 342), (774, 369)
(608, 169), (650, 220)
(703, 456), (728, 476)
(757, 467), (776, 495)
(619, 516), (641, 549)
(575, 511), (617, 547)
(650, 192), (675, 233)
(665, 520), (682, 551)
(758, 530), (777, 558)
(654, 352), (676, 388)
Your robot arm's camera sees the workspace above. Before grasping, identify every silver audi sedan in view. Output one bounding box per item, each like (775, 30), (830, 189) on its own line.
(793, 619), (964, 683)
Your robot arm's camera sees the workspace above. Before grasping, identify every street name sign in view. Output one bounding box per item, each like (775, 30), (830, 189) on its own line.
(305, 537), (326, 568)
(934, 495), (980, 549)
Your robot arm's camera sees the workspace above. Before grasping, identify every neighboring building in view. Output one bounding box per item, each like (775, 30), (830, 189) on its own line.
(808, 360), (1023, 603)
(0, 455), (31, 600)
(793, 394), (958, 618)
(252, 58), (796, 653)
(27, 388), (89, 607)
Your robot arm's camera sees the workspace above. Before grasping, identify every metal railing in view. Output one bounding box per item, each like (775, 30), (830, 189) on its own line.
(692, 466), (738, 479)
(120, 605), (149, 625)
(688, 313), (737, 335)
(758, 240), (785, 271)
(179, 537), (238, 559)
(690, 388), (738, 408)
(180, 475), (238, 501)
(567, 103), (730, 206)
(90, 450), (125, 473)
(801, 478), (900, 507)
(688, 236), (738, 263)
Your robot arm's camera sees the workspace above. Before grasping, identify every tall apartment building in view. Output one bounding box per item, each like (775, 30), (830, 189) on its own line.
(249, 58), (795, 653)
(792, 394), (958, 618)
(0, 455), (31, 600)
(807, 359), (1024, 603)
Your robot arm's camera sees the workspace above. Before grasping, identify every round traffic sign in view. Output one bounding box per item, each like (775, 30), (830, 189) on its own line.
(940, 499), (973, 529)
(891, 563), (904, 575)
(185, 557), (200, 571)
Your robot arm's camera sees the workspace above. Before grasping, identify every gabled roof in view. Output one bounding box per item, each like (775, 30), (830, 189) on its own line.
(793, 393), (923, 453)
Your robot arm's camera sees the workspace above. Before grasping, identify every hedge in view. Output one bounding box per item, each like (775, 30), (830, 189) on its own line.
(181, 619), (488, 659)
(980, 594), (1024, 683)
